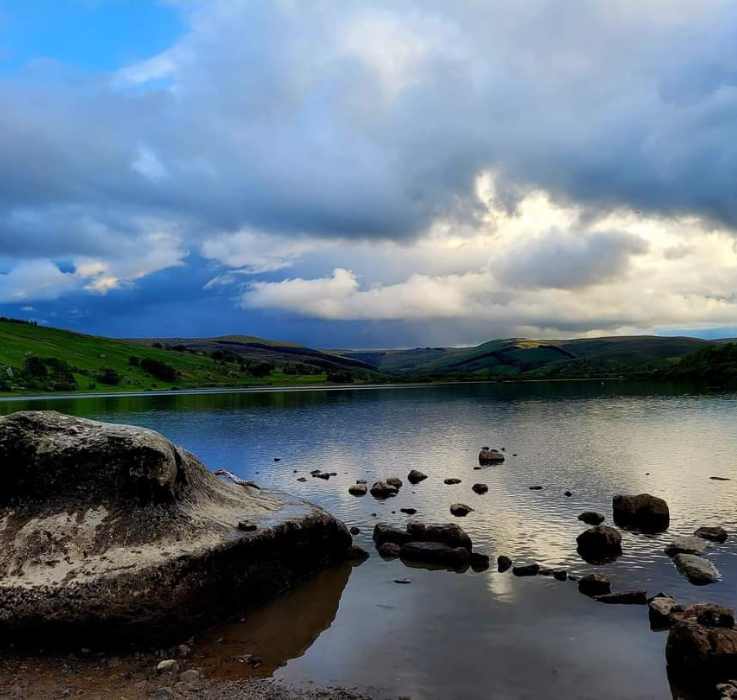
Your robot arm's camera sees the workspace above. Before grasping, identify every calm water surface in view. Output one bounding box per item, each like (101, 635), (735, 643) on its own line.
(3, 381), (737, 699)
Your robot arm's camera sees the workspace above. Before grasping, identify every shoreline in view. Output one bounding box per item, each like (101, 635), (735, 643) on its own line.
(0, 375), (664, 404)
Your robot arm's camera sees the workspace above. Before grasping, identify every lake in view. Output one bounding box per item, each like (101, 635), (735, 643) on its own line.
(3, 381), (737, 699)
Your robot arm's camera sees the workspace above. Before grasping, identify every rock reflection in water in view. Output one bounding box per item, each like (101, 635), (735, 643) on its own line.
(192, 562), (352, 679)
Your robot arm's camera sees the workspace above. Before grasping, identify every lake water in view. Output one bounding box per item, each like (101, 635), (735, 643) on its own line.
(3, 381), (737, 699)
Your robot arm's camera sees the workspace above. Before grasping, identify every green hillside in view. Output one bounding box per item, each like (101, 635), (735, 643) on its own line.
(0, 319), (372, 395)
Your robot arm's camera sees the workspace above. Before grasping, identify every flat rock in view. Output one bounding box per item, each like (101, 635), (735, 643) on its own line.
(512, 563), (540, 577)
(578, 511), (605, 525)
(400, 542), (471, 569)
(406, 522), (473, 550)
(674, 554), (721, 585)
(372, 523), (411, 546)
(595, 590), (647, 605)
(472, 483), (488, 494)
(348, 484), (367, 496)
(613, 493), (670, 532)
(578, 573), (611, 597)
(407, 470), (428, 484)
(695, 526), (729, 543)
(0, 411), (352, 646)
(665, 536), (709, 557)
(444, 478), (462, 485)
(450, 503), (474, 517)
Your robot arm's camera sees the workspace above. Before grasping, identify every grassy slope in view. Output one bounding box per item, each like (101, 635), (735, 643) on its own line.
(0, 321), (331, 395)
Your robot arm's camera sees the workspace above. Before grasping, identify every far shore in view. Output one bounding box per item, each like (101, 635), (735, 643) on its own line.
(0, 375), (711, 405)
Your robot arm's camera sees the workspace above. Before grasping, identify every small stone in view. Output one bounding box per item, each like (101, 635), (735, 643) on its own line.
(497, 555), (513, 572)
(529, 485), (543, 490)
(450, 503), (474, 517)
(350, 526), (360, 535)
(237, 521), (257, 532)
(470, 552), (490, 570)
(478, 448), (505, 465)
(407, 470), (428, 484)
(578, 573), (611, 597)
(578, 512), (605, 525)
(176, 644), (191, 658)
(156, 659), (179, 674)
(553, 569), (568, 581)
(513, 563), (540, 577)
(179, 669), (201, 684)
(472, 483), (488, 494)
(297, 477), (307, 482)
(386, 477), (403, 489)
(394, 578), (412, 584)
(370, 481), (399, 499)
(378, 542), (401, 558)
(274, 458), (281, 462)
(564, 491), (572, 497)
(400, 508), (417, 515)
(356, 479), (367, 484)
(348, 484), (368, 496)
(576, 525), (622, 563)
(444, 478), (462, 485)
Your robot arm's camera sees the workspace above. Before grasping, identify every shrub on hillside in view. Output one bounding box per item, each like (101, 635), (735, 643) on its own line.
(140, 358), (178, 382)
(97, 368), (121, 385)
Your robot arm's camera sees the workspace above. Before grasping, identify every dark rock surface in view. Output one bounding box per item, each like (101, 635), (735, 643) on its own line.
(444, 478), (462, 485)
(450, 503), (474, 517)
(372, 523), (411, 547)
(673, 554), (721, 585)
(407, 470), (428, 484)
(470, 552), (490, 570)
(478, 448), (505, 465)
(578, 573), (611, 597)
(576, 525), (622, 563)
(472, 483), (488, 494)
(406, 522), (473, 551)
(399, 542), (470, 569)
(386, 477), (403, 489)
(665, 536), (708, 557)
(497, 555), (513, 572)
(348, 484), (367, 496)
(512, 563), (540, 577)
(377, 542), (401, 558)
(612, 493), (670, 532)
(695, 526), (728, 543)
(369, 481), (398, 499)
(578, 511), (605, 525)
(594, 590), (647, 605)
(0, 411), (352, 646)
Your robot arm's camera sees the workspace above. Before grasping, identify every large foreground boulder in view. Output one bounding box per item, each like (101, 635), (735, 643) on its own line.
(0, 411), (352, 646)
(666, 605), (737, 692)
(612, 493), (670, 532)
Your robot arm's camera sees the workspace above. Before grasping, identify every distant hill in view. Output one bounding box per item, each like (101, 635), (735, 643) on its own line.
(0, 317), (733, 396)
(0, 319), (374, 395)
(337, 336), (722, 378)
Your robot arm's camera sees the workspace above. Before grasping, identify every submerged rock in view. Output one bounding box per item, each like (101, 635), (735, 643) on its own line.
(370, 481), (398, 499)
(472, 483), (488, 494)
(674, 554), (721, 585)
(400, 542), (470, 569)
(665, 536), (709, 557)
(348, 484), (367, 496)
(407, 470), (428, 484)
(576, 525), (622, 563)
(695, 526), (729, 543)
(578, 573), (612, 597)
(450, 503), (474, 517)
(595, 590), (647, 605)
(478, 448), (505, 465)
(612, 493), (670, 532)
(0, 411), (352, 646)
(578, 511), (605, 526)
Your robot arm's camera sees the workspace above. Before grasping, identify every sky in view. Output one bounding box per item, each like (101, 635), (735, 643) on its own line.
(1, 0), (737, 347)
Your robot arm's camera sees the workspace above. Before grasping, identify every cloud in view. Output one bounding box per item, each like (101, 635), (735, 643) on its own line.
(494, 230), (649, 289)
(0, 261), (78, 303)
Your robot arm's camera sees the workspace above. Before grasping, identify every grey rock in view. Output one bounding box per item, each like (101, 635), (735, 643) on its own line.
(649, 595), (678, 629)
(179, 669), (201, 684)
(0, 411), (351, 645)
(157, 660), (179, 674)
(665, 536), (708, 557)
(386, 477), (403, 489)
(407, 470), (428, 484)
(674, 554), (721, 585)
(348, 484), (367, 496)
